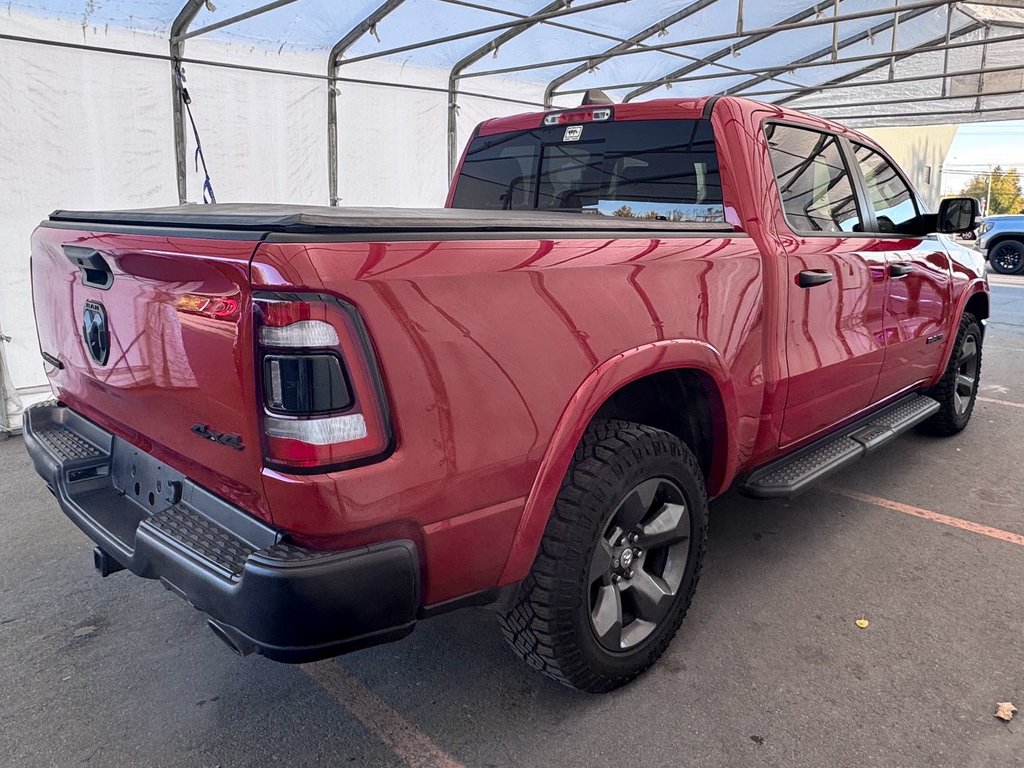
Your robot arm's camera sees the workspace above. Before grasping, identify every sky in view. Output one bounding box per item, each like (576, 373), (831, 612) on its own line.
(942, 120), (1024, 195)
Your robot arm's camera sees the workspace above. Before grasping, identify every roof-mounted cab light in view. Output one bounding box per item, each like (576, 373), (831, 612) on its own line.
(543, 107), (613, 126)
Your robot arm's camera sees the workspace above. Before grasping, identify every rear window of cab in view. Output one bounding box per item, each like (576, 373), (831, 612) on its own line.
(451, 118), (726, 224)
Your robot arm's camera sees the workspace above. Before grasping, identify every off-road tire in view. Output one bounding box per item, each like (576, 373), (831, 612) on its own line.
(920, 312), (983, 436)
(498, 419), (708, 693)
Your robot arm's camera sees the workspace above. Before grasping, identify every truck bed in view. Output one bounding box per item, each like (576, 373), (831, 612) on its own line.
(48, 204), (736, 235)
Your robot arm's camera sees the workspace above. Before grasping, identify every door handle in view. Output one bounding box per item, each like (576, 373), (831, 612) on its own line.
(889, 263), (913, 278)
(797, 269), (834, 288)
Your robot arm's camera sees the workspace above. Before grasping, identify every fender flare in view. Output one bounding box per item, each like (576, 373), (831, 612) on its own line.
(933, 279), (989, 384)
(984, 232), (1024, 256)
(497, 339), (738, 586)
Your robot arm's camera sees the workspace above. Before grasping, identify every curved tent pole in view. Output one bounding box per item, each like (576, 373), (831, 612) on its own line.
(600, 2), (934, 100)
(447, 0), (753, 174)
(582, 4), (966, 101)
(621, 0), (837, 103)
(328, 0), (407, 206)
(975, 24), (992, 111)
(565, 6), (976, 98)
(542, 0), (720, 109)
(717, 3), (937, 97)
(177, 0), (300, 41)
(170, 0), (206, 205)
(816, 102), (1024, 122)
(331, 0), (628, 199)
(773, 20), (984, 106)
(446, 0), (569, 179)
(794, 83), (1024, 113)
(720, 59), (1024, 101)
(460, 0), (953, 81)
(341, 0), (628, 68)
(556, 27), (1010, 97)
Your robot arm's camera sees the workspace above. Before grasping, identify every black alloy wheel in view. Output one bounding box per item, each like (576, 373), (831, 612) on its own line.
(499, 420), (708, 692)
(921, 312), (983, 436)
(588, 477), (691, 652)
(990, 240), (1024, 275)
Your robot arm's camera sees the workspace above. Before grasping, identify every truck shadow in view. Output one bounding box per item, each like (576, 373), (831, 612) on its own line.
(279, 483), (869, 764)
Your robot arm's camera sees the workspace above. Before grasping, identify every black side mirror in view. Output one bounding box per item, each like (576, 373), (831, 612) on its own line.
(937, 197), (979, 234)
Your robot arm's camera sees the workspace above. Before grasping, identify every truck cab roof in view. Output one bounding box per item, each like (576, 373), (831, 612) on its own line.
(478, 95), (876, 147)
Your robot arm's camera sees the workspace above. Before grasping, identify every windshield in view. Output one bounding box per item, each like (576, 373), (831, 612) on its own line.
(450, 118), (725, 223)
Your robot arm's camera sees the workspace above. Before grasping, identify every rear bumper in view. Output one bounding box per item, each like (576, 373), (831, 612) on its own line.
(23, 403), (419, 663)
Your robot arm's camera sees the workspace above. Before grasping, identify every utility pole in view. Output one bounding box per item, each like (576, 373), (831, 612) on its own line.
(986, 164), (993, 215)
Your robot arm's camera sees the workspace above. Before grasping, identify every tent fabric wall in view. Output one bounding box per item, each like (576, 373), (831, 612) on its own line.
(0, 10), (544, 430)
(1, 14), (176, 413)
(4, 0), (1024, 430)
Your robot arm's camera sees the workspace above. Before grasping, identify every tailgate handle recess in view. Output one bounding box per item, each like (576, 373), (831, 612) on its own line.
(62, 245), (113, 290)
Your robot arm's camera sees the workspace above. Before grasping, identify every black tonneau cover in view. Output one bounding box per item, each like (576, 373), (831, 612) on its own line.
(49, 204), (736, 234)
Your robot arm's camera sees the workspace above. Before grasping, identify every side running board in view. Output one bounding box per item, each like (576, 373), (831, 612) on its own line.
(739, 394), (940, 499)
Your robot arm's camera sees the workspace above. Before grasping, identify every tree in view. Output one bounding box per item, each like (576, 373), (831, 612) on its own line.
(958, 166), (1024, 215)
(611, 205), (635, 218)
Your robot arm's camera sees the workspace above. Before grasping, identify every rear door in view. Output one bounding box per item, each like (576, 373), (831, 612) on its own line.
(30, 225), (271, 521)
(764, 122), (889, 447)
(846, 141), (952, 398)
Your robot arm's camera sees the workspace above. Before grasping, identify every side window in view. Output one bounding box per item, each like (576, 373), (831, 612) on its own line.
(765, 123), (862, 234)
(852, 143), (920, 234)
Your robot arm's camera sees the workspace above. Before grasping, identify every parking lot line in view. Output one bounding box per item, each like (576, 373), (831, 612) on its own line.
(977, 396), (1024, 410)
(302, 661), (466, 768)
(828, 487), (1024, 547)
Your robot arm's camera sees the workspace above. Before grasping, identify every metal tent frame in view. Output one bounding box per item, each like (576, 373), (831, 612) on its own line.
(146, 0), (1024, 203)
(7, 0), (1023, 433)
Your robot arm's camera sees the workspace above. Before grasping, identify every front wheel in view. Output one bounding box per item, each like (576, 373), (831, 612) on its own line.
(989, 239), (1024, 275)
(920, 313), (983, 436)
(498, 420), (708, 692)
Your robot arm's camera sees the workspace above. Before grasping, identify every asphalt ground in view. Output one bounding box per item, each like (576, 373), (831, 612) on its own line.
(2, 282), (1023, 768)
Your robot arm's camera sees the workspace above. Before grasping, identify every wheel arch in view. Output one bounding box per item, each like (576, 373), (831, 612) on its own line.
(934, 280), (989, 385)
(497, 340), (738, 586)
(964, 290), (989, 324)
(986, 232), (1024, 254)
(591, 369), (722, 487)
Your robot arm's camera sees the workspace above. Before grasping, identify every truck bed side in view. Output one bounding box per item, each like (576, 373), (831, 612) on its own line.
(250, 228), (764, 603)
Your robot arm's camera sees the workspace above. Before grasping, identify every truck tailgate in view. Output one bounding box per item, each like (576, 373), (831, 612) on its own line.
(30, 225), (271, 522)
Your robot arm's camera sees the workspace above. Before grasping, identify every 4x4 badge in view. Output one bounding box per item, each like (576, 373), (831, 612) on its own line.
(82, 300), (110, 365)
(191, 423), (244, 451)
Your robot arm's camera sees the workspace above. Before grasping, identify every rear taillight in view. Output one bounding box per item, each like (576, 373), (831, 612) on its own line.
(255, 294), (391, 471)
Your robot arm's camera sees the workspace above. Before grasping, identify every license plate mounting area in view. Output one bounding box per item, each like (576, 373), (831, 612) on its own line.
(111, 440), (187, 513)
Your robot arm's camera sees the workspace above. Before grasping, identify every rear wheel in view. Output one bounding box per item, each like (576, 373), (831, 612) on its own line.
(920, 313), (982, 436)
(498, 420), (708, 692)
(989, 239), (1024, 275)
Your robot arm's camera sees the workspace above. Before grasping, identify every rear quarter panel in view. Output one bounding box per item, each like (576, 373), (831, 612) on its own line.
(251, 233), (764, 602)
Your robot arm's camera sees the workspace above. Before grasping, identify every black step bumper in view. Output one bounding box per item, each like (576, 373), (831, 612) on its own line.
(23, 403), (419, 663)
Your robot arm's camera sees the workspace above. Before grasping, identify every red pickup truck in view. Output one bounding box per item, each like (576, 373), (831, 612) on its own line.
(25, 96), (987, 692)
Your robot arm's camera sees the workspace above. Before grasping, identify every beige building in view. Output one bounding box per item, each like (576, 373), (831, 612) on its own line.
(857, 125), (959, 211)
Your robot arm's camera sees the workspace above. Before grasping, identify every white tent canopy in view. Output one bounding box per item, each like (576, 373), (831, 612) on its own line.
(2, 0), (1023, 427)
